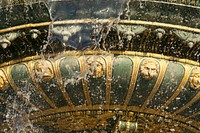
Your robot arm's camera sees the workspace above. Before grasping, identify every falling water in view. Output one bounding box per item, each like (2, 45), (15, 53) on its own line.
(45, 0), (130, 50)
(1, 0), (132, 132)
(1, 0), (199, 132)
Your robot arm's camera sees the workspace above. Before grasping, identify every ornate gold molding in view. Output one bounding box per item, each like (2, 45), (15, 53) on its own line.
(86, 56), (106, 78)
(78, 56), (92, 106)
(189, 67), (200, 90)
(29, 105), (200, 132)
(0, 19), (200, 34)
(124, 56), (140, 106)
(3, 65), (38, 108)
(104, 55), (113, 106)
(26, 61), (57, 109)
(0, 69), (8, 91)
(140, 59), (160, 80)
(4, 66), (17, 92)
(34, 60), (54, 82)
(0, 51), (199, 68)
(159, 64), (192, 111)
(0, 51), (199, 132)
(141, 60), (168, 110)
(52, 58), (75, 107)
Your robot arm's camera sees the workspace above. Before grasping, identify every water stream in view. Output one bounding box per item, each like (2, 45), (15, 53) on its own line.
(1, 0), (132, 132)
(1, 0), (199, 132)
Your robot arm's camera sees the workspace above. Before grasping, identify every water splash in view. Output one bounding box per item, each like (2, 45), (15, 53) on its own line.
(44, 0), (131, 50)
(4, 92), (42, 133)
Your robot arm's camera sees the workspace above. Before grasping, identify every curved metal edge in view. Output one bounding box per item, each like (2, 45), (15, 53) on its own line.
(0, 51), (199, 68)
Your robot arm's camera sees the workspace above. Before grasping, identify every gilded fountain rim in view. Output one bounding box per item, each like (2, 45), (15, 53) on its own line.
(0, 51), (199, 67)
(0, 19), (200, 34)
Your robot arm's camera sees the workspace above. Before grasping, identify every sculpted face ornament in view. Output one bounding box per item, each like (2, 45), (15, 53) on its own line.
(189, 67), (200, 90)
(0, 70), (8, 91)
(87, 56), (105, 78)
(140, 59), (159, 80)
(34, 60), (54, 81)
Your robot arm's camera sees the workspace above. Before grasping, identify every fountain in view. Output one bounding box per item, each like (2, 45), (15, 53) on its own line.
(0, 0), (200, 132)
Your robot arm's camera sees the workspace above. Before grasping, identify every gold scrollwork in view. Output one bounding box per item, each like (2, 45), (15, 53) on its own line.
(140, 59), (159, 80)
(189, 67), (200, 90)
(0, 69), (8, 91)
(86, 56), (105, 78)
(34, 60), (54, 81)
(35, 112), (115, 132)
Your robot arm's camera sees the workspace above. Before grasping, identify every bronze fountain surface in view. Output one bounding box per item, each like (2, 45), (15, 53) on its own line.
(0, 0), (200, 132)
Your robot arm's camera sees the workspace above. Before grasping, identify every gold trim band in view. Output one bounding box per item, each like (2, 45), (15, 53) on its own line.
(141, 60), (168, 110)
(105, 56), (113, 106)
(28, 105), (200, 131)
(0, 51), (199, 68)
(0, 19), (200, 33)
(175, 92), (200, 114)
(78, 56), (92, 106)
(124, 57), (140, 106)
(52, 59), (75, 107)
(25, 62), (57, 109)
(159, 65), (192, 111)
(3, 66), (40, 109)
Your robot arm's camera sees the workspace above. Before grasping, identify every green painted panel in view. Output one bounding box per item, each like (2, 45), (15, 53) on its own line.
(86, 57), (106, 105)
(60, 57), (86, 106)
(88, 76), (106, 105)
(128, 58), (159, 107)
(111, 56), (133, 105)
(11, 64), (51, 109)
(39, 78), (68, 107)
(165, 82), (200, 112)
(147, 62), (185, 109)
(178, 99), (200, 117)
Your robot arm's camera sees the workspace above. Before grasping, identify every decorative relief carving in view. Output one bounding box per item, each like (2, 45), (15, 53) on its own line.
(140, 59), (159, 80)
(116, 120), (137, 132)
(154, 28), (166, 39)
(0, 70), (8, 91)
(29, 29), (41, 39)
(0, 32), (21, 49)
(34, 60), (54, 81)
(137, 114), (183, 133)
(53, 114), (111, 131)
(173, 30), (200, 48)
(33, 112), (115, 132)
(189, 67), (200, 90)
(86, 56), (105, 78)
